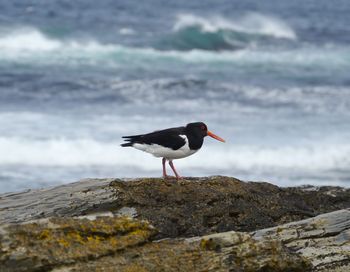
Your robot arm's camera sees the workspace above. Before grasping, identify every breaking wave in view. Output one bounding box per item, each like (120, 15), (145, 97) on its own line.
(157, 13), (297, 51)
(0, 27), (348, 73)
(0, 28), (116, 64)
(173, 13), (297, 39)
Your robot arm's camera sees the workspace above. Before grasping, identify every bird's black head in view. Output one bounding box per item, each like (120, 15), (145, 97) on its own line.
(186, 122), (225, 143)
(186, 122), (208, 138)
(184, 122), (207, 150)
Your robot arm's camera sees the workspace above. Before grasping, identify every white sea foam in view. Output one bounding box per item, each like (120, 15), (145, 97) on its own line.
(1, 136), (349, 173)
(0, 137), (120, 166)
(119, 28), (135, 35)
(0, 28), (116, 56)
(0, 28), (61, 51)
(173, 13), (297, 39)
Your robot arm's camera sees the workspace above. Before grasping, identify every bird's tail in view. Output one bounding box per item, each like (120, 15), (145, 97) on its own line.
(120, 135), (143, 147)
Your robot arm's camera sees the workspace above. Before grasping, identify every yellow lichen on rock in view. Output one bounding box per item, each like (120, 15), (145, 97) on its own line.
(0, 215), (157, 271)
(197, 230), (311, 272)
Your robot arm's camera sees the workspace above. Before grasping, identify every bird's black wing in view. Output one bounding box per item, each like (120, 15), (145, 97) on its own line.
(121, 126), (186, 150)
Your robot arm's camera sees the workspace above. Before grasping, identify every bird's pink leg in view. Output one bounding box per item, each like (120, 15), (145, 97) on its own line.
(169, 160), (182, 180)
(162, 158), (168, 178)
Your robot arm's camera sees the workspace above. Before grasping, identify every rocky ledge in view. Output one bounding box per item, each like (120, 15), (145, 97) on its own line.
(0, 176), (349, 271)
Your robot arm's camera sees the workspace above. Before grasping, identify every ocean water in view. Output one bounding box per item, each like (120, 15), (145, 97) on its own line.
(1, 0), (350, 193)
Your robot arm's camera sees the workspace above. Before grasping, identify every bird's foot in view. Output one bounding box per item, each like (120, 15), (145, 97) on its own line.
(163, 175), (176, 179)
(163, 175), (183, 181)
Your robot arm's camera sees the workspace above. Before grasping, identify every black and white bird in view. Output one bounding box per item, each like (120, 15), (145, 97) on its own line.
(121, 122), (225, 179)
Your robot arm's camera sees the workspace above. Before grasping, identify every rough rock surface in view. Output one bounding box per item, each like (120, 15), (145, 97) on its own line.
(110, 177), (350, 239)
(1, 209), (350, 271)
(0, 177), (349, 271)
(253, 208), (350, 271)
(0, 178), (114, 224)
(1, 177), (350, 240)
(0, 215), (156, 272)
(0, 214), (311, 272)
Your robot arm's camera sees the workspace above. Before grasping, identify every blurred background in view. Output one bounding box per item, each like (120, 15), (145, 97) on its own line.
(1, 0), (350, 193)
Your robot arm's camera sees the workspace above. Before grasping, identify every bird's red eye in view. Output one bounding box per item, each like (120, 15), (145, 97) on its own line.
(201, 125), (206, 131)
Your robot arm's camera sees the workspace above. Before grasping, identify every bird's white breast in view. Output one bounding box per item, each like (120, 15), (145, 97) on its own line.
(132, 135), (198, 160)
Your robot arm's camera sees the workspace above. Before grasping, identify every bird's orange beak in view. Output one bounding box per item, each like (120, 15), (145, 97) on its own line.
(207, 130), (225, 142)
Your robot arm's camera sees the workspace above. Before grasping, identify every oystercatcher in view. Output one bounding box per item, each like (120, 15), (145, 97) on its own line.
(121, 122), (225, 179)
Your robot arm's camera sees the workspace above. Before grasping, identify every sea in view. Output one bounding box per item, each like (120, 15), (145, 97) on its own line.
(1, 0), (350, 193)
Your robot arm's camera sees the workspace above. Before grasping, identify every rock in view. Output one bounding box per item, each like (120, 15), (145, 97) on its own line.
(252, 208), (350, 272)
(0, 215), (156, 272)
(2, 209), (347, 271)
(1, 177), (350, 240)
(110, 177), (349, 239)
(0, 214), (310, 272)
(0, 178), (115, 223)
(0, 177), (349, 271)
